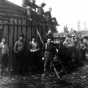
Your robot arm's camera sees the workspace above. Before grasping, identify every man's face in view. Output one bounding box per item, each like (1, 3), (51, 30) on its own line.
(32, 38), (35, 42)
(83, 38), (87, 44)
(47, 39), (51, 44)
(73, 36), (77, 42)
(1, 38), (5, 43)
(19, 36), (23, 41)
(49, 8), (52, 12)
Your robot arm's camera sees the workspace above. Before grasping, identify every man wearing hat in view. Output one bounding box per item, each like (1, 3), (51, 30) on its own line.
(37, 3), (46, 15)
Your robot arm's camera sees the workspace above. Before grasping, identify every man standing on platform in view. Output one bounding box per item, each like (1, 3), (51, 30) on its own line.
(37, 3), (46, 15)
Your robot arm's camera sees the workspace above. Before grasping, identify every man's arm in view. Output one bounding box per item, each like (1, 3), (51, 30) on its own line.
(13, 41), (18, 53)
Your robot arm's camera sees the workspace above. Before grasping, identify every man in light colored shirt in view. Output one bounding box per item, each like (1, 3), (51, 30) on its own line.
(0, 38), (9, 76)
(29, 38), (39, 52)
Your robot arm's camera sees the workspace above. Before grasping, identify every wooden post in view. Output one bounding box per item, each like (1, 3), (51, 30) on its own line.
(52, 63), (60, 79)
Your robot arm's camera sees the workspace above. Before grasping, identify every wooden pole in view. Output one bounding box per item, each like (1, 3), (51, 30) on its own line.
(52, 63), (61, 79)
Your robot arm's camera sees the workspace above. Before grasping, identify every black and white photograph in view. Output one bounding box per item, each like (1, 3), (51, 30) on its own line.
(0, 0), (88, 88)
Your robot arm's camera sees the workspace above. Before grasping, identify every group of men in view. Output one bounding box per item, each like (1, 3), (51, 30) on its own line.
(43, 33), (88, 78)
(13, 35), (43, 75)
(0, 35), (42, 76)
(0, 33), (88, 78)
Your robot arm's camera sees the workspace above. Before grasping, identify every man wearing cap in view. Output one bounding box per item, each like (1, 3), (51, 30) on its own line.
(37, 3), (46, 15)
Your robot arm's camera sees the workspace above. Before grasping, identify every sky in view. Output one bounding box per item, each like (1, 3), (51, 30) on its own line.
(8, 0), (88, 32)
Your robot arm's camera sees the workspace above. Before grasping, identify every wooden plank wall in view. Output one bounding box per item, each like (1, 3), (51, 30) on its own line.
(0, 18), (49, 50)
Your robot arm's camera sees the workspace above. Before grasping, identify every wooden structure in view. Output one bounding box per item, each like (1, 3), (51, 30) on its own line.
(0, 0), (57, 50)
(0, 0), (26, 48)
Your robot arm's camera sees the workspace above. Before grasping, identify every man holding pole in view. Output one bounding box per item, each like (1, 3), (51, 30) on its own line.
(43, 38), (58, 77)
